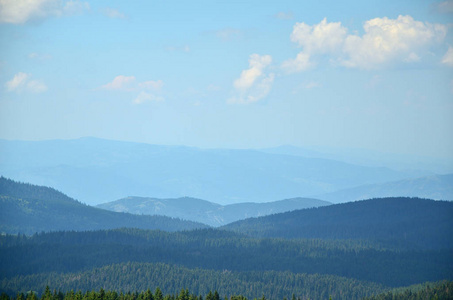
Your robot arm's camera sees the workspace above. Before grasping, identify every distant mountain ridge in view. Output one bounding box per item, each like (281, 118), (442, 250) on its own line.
(97, 196), (331, 227)
(315, 174), (453, 203)
(0, 177), (208, 235)
(222, 197), (453, 250)
(0, 137), (425, 205)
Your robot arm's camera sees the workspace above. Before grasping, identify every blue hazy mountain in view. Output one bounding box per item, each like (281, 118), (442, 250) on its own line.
(316, 174), (453, 203)
(261, 145), (452, 174)
(0, 177), (208, 235)
(97, 196), (331, 226)
(0, 137), (426, 205)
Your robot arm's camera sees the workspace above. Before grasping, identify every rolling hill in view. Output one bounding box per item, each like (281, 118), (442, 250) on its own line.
(0, 177), (208, 235)
(97, 196), (331, 226)
(222, 197), (453, 250)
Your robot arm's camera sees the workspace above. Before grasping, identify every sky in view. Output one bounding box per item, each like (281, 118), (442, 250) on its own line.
(1, 0), (452, 160)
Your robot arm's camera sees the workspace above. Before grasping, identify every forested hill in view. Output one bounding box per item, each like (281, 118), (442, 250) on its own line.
(97, 196), (331, 227)
(0, 177), (208, 235)
(222, 197), (453, 250)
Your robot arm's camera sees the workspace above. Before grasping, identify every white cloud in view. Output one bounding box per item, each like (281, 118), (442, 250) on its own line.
(133, 92), (164, 104)
(442, 47), (453, 67)
(139, 80), (164, 90)
(100, 75), (164, 104)
(284, 15), (447, 71)
(282, 52), (313, 73)
(101, 7), (126, 19)
(290, 18), (347, 54)
(5, 72), (47, 93)
(342, 15), (446, 69)
(101, 75), (136, 91)
(6, 72), (29, 91)
(0, 0), (89, 24)
(229, 54), (274, 104)
(234, 54), (272, 90)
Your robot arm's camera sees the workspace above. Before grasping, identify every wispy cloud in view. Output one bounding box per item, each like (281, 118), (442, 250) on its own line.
(0, 0), (89, 24)
(442, 46), (453, 67)
(100, 75), (164, 104)
(215, 28), (242, 41)
(100, 7), (126, 19)
(165, 45), (190, 52)
(5, 72), (47, 93)
(101, 75), (136, 91)
(133, 92), (164, 104)
(28, 52), (52, 60)
(283, 15), (447, 71)
(436, 1), (453, 14)
(229, 54), (274, 104)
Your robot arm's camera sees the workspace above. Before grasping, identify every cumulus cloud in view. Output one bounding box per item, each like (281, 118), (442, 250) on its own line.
(342, 15), (446, 68)
(5, 72), (47, 93)
(229, 54), (274, 104)
(442, 46), (453, 67)
(0, 0), (89, 24)
(100, 75), (164, 104)
(284, 15), (447, 71)
(290, 18), (347, 54)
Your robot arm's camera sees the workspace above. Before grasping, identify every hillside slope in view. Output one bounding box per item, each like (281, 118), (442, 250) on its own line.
(0, 177), (208, 234)
(1, 228), (451, 288)
(222, 197), (453, 250)
(97, 196), (331, 226)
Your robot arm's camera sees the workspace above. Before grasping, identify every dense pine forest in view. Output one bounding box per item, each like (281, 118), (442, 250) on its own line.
(223, 197), (453, 250)
(1, 178), (452, 299)
(1, 280), (452, 300)
(0, 177), (208, 234)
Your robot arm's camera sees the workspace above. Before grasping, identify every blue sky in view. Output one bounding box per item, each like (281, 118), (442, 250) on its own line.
(1, 0), (452, 159)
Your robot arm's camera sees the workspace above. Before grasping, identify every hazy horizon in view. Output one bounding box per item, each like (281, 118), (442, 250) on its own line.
(1, 0), (453, 161)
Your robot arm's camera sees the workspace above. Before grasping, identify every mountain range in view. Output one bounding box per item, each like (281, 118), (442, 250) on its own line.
(1, 177), (452, 299)
(0, 177), (207, 235)
(97, 196), (331, 227)
(316, 173), (453, 203)
(0, 137), (438, 205)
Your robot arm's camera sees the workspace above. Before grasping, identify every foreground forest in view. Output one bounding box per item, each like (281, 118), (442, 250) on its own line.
(0, 178), (452, 299)
(1, 280), (453, 300)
